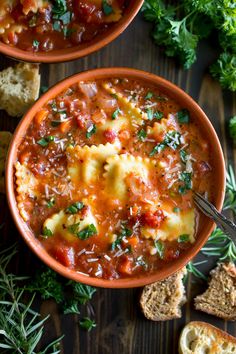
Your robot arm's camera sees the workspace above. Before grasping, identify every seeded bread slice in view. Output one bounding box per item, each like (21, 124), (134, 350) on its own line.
(179, 321), (236, 354)
(194, 262), (236, 321)
(140, 267), (187, 321)
(0, 62), (40, 117)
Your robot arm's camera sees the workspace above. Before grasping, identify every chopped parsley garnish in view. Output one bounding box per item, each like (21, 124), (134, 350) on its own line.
(59, 11), (71, 25)
(53, 21), (61, 31)
(52, 0), (67, 18)
(153, 110), (163, 119)
(42, 227), (53, 238)
(68, 223), (97, 240)
(229, 116), (236, 142)
(180, 149), (188, 163)
(79, 317), (96, 331)
(178, 171), (192, 194)
(112, 108), (122, 120)
(173, 207), (180, 213)
(111, 225), (132, 250)
(37, 135), (55, 147)
(150, 131), (181, 156)
(65, 202), (84, 214)
(47, 198), (55, 208)
(86, 124), (96, 138)
(178, 234), (190, 243)
(102, 0), (113, 15)
(32, 39), (39, 50)
(110, 93), (118, 99)
(137, 129), (147, 141)
(145, 91), (153, 100)
(154, 240), (165, 259)
(177, 109), (190, 124)
(146, 108), (154, 120)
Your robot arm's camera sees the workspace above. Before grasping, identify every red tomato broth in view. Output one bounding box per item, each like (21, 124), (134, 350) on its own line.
(15, 77), (214, 280)
(0, 0), (126, 51)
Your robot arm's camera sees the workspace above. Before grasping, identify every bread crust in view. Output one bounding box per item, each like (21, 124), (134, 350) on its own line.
(179, 321), (236, 354)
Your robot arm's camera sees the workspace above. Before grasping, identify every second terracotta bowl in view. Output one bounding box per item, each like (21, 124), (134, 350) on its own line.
(0, 0), (143, 63)
(6, 68), (225, 288)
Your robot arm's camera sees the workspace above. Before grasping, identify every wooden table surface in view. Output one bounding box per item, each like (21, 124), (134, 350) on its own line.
(0, 11), (236, 354)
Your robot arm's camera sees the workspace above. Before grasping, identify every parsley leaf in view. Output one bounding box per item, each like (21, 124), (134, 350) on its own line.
(86, 124), (96, 138)
(47, 198), (55, 208)
(177, 109), (190, 123)
(180, 149), (188, 163)
(178, 234), (190, 243)
(112, 108), (121, 120)
(111, 225), (132, 250)
(137, 129), (147, 141)
(210, 52), (236, 91)
(37, 135), (55, 147)
(145, 91), (154, 100)
(32, 39), (39, 50)
(69, 282), (96, 304)
(178, 171), (192, 194)
(102, 0), (113, 15)
(65, 202), (84, 214)
(229, 116), (236, 142)
(79, 317), (96, 331)
(154, 240), (165, 259)
(42, 227), (53, 238)
(68, 223), (97, 240)
(150, 131), (181, 156)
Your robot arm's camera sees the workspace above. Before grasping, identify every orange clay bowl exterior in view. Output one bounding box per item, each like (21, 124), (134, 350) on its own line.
(6, 68), (226, 288)
(0, 0), (143, 63)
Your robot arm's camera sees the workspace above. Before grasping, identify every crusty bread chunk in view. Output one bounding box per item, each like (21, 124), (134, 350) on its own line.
(0, 63), (40, 117)
(140, 267), (187, 321)
(194, 262), (236, 321)
(179, 321), (236, 354)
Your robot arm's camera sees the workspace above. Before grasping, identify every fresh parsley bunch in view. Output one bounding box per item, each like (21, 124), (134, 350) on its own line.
(142, 0), (236, 91)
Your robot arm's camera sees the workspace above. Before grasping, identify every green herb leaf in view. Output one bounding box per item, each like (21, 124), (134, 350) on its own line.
(137, 129), (147, 141)
(135, 255), (148, 269)
(102, 0), (113, 15)
(177, 109), (190, 123)
(111, 224), (132, 250)
(69, 282), (96, 304)
(146, 108), (154, 120)
(154, 240), (165, 259)
(65, 201), (84, 214)
(42, 226), (53, 237)
(173, 207), (180, 213)
(180, 149), (188, 163)
(150, 130), (181, 156)
(229, 116), (236, 141)
(145, 91), (154, 100)
(53, 21), (61, 31)
(153, 110), (164, 119)
(79, 317), (96, 331)
(47, 198), (55, 208)
(63, 301), (80, 315)
(37, 135), (55, 147)
(68, 223), (97, 240)
(86, 124), (96, 138)
(210, 52), (236, 92)
(178, 234), (190, 243)
(186, 261), (207, 281)
(112, 108), (122, 120)
(32, 39), (39, 49)
(178, 171), (192, 194)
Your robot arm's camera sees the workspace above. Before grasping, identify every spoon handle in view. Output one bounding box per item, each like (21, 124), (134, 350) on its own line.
(193, 192), (236, 243)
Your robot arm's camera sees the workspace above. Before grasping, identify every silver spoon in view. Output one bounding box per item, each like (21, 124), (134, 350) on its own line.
(193, 192), (236, 243)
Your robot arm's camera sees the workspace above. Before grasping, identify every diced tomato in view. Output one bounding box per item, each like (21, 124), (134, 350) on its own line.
(34, 109), (48, 126)
(119, 129), (130, 141)
(118, 256), (133, 275)
(104, 129), (117, 143)
(52, 245), (75, 268)
(75, 112), (90, 129)
(127, 236), (138, 248)
(59, 120), (73, 133)
(78, 2), (103, 24)
(141, 209), (165, 228)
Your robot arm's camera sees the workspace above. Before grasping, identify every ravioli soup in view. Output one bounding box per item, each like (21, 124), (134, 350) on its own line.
(15, 77), (213, 279)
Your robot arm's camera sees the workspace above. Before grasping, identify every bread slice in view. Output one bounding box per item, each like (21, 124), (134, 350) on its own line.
(194, 262), (236, 320)
(140, 267), (187, 321)
(0, 63), (40, 117)
(179, 321), (236, 354)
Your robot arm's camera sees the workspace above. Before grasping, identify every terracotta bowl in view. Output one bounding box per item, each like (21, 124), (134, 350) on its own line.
(6, 68), (225, 288)
(0, 0), (143, 63)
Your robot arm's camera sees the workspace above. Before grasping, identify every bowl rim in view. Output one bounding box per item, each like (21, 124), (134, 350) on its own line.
(0, 0), (143, 63)
(6, 67), (226, 288)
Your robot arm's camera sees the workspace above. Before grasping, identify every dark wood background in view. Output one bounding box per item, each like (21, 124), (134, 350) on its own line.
(0, 10), (236, 354)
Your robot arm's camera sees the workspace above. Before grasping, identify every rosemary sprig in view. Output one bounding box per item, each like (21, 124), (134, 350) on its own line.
(0, 245), (63, 353)
(186, 261), (207, 281)
(224, 165), (236, 213)
(201, 227), (236, 262)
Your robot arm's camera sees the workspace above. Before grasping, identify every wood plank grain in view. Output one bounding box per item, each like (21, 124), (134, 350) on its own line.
(0, 11), (236, 354)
